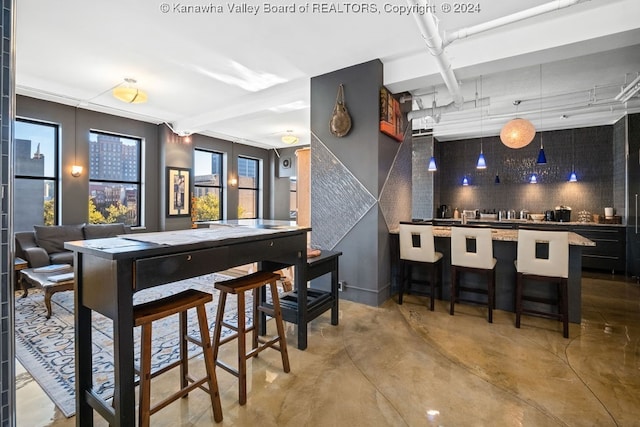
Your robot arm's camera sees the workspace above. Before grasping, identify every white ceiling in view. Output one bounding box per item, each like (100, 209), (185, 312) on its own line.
(15, 0), (640, 148)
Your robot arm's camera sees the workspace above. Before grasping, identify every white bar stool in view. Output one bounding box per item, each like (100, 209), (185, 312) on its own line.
(450, 227), (497, 323)
(398, 223), (443, 311)
(515, 229), (569, 338)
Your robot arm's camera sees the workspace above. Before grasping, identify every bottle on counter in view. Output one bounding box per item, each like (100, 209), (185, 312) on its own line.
(453, 208), (460, 219)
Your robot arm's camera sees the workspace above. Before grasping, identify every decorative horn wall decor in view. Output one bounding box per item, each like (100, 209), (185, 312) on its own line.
(329, 83), (352, 137)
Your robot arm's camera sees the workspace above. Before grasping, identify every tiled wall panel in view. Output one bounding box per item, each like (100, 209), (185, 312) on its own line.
(435, 126), (616, 219)
(1, 0), (12, 424)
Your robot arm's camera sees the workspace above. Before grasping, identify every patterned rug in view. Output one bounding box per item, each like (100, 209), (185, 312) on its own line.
(14, 272), (249, 418)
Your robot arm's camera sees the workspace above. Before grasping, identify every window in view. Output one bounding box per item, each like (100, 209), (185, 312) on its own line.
(14, 119), (59, 231)
(194, 149), (223, 220)
(89, 131), (141, 226)
(237, 156), (259, 219)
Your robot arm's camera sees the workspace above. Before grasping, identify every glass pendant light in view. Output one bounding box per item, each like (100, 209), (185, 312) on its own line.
(494, 174), (500, 184)
(462, 176), (469, 186)
(568, 129), (578, 182)
(476, 76), (487, 169)
(536, 65), (547, 164)
(428, 156), (437, 171)
(428, 134), (437, 171)
(529, 174), (538, 184)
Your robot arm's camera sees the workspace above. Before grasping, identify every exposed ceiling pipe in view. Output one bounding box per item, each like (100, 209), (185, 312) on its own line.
(443, 0), (589, 47)
(406, 0), (464, 108)
(408, 97), (490, 122)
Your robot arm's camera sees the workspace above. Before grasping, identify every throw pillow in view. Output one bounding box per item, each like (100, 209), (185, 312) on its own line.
(34, 224), (85, 254)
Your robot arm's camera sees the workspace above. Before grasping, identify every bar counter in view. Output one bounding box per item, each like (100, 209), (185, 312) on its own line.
(389, 225), (595, 324)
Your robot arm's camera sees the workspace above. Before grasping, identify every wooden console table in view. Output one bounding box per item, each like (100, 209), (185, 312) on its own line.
(65, 224), (310, 427)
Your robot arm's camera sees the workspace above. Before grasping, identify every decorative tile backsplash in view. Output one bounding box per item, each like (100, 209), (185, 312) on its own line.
(420, 125), (617, 219)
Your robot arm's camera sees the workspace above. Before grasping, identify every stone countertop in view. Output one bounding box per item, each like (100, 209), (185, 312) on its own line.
(390, 226), (595, 247)
(436, 218), (625, 227)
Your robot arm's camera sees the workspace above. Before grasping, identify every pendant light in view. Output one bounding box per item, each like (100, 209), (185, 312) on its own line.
(476, 76), (487, 169)
(529, 174), (538, 184)
(462, 175), (469, 186)
(500, 101), (535, 148)
(428, 134), (437, 171)
(536, 65), (547, 164)
(568, 129), (578, 182)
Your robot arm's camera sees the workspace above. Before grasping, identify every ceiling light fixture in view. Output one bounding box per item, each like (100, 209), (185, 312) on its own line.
(281, 131), (299, 144)
(112, 78), (148, 104)
(476, 76), (486, 169)
(500, 101), (535, 149)
(568, 129), (578, 182)
(536, 65), (547, 164)
(428, 133), (437, 171)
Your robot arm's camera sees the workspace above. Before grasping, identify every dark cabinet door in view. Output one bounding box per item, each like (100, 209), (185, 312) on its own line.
(627, 114), (640, 278)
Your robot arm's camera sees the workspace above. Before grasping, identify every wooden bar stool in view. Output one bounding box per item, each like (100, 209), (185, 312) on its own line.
(212, 271), (290, 405)
(134, 289), (223, 426)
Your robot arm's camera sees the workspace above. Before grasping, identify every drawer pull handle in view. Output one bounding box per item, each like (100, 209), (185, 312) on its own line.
(187, 255), (192, 261)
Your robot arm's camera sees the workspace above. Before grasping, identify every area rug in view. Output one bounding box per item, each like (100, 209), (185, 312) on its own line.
(14, 272), (252, 418)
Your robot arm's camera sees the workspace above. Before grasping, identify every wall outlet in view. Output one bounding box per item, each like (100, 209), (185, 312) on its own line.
(338, 281), (346, 291)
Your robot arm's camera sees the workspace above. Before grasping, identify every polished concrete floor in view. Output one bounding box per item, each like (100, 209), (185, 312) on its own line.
(15, 271), (640, 426)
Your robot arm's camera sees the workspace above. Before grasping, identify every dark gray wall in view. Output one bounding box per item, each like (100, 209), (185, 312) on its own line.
(16, 96), (161, 230)
(14, 99), (277, 233)
(160, 125), (274, 230)
(435, 126), (616, 219)
(310, 59), (411, 306)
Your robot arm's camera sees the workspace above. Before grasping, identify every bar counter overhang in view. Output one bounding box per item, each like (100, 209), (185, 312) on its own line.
(390, 226), (595, 324)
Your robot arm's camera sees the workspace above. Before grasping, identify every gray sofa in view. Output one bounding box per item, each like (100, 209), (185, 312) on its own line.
(15, 223), (128, 268)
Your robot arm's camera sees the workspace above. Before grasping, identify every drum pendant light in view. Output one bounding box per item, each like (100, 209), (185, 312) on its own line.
(500, 101), (535, 149)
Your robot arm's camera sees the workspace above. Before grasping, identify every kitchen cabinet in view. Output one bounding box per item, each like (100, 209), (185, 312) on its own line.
(573, 226), (626, 273)
(627, 114), (640, 279)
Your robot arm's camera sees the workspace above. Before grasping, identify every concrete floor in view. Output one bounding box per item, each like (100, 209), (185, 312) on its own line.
(15, 271), (640, 426)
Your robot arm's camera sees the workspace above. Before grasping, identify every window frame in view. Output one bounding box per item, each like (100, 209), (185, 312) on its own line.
(88, 129), (143, 226)
(237, 155), (260, 219)
(193, 148), (224, 221)
(14, 117), (60, 227)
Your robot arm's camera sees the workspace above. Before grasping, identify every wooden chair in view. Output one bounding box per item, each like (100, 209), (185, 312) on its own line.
(515, 229), (569, 338)
(134, 289), (223, 427)
(398, 223), (443, 310)
(212, 271), (290, 405)
(450, 227), (497, 323)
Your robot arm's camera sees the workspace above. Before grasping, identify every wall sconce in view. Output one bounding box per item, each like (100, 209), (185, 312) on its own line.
(71, 165), (83, 177)
(229, 177), (238, 187)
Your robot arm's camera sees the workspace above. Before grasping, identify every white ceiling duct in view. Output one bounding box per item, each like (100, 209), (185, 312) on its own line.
(443, 0), (590, 47)
(406, 0), (589, 120)
(406, 0), (464, 108)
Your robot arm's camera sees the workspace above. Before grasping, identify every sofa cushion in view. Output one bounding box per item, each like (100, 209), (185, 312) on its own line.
(34, 224), (85, 254)
(83, 223), (126, 239)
